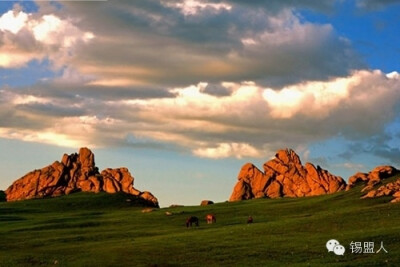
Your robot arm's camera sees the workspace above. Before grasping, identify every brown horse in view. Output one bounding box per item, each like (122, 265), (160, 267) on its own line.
(186, 216), (199, 228)
(206, 214), (216, 224)
(247, 216), (253, 224)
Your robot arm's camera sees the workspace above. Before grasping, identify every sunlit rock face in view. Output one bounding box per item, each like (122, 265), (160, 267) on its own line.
(229, 148), (346, 201)
(5, 148), (158, 207)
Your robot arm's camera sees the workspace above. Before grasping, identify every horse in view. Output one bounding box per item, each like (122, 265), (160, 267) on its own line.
(206, 214), (216, 224)
(186, 216), (199, 228)
(247, 216), (253, 224)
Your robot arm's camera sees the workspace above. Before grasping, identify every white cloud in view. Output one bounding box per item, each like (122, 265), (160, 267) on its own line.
(31, 14), (93, 47)
(0, 89), (51, 105)
(0, 115), (117, 148)
(262, 72), (357, 118)
(162, 0), (232, 16)
(31, 14), (62, 42)
(0, 8), (94, 68)
(12, 95), (51, 105)
(193, 142), (262, 159)
(0, 10), (28, 34)
(0, 128), (83, 148)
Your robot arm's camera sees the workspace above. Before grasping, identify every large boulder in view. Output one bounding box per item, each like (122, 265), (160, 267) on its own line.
(229, 148), (346, 201)
(5, 148), (159, 207)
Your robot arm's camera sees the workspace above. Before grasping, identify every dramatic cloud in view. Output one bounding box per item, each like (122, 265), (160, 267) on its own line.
(0, 1), (399, 160)
(1, 70), (399, 159)
(29, 0), (362, 87)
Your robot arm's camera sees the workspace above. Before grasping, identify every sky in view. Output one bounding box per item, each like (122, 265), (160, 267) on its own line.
(0, 0), (400, 207)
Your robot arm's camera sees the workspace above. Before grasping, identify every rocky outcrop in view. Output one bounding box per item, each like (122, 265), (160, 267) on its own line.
(229, 149), (346, 201)
(346, 166), (398, 192)
(345, 165), (400, 203)
(5, 148), (158, 207)
(200, 200), (214, 206)
(362, 180), (400, 203)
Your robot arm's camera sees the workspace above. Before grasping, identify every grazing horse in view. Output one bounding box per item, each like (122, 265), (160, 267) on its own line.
(206, 214), (216, 224)
(186, 216), (199, 228)
(247, 216), (253, 224)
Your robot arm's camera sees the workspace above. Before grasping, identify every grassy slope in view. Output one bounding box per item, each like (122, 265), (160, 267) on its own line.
(1, 176), (400, 267)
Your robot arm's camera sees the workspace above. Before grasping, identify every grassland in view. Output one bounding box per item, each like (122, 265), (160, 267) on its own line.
(1, 176), (400, 266)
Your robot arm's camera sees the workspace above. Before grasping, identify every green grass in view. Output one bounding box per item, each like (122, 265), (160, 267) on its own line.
(1, 176), (400, 266)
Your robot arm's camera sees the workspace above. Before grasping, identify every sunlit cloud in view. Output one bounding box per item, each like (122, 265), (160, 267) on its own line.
(262, 73), (357, 119)
(2, 70), (398, 159)
(162, 0), (232, 16)
(0, 128), (83, 148)
(0, 7), (94, 68)
(193, 142), (262, 159)
(0, 115), (117, 148)
(0, 10), (28, 34)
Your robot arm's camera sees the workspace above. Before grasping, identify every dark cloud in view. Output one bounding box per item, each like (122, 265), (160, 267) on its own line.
(2, 81), (175, 101)
(46, 0), (364, 87)
(0, 106), (54, 130)
(357, 0), (400, 10)
(374, 147), (400, 164)
(201, 83), (232, 96)
(338, 133), (400, 164)
(233, 0), (337, 14)
(80, 85), (176, 100)
(16, 103), (86, 117)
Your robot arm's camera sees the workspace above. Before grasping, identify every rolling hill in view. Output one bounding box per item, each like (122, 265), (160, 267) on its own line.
(1, 175), (400, 266)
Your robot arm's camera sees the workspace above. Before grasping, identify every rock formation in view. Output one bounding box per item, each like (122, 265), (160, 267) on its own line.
(200, 200), (214, 206)
(362, 180), (400, 203)
(346, 165), (400, 203)
(5, 147), (158, 207)
(346, 166), (398, 191)
(229, 149), (346, 201)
